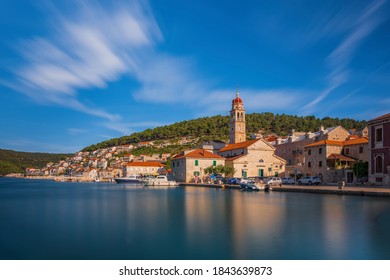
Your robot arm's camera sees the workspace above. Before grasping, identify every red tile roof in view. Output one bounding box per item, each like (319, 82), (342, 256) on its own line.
(174, 149), (224, 159)
(306, 137), (368, 148)
(305, 140), (344, 147)
(368, 113), (390, 122)
(225, 154), (246, 161)
(126, 162), (165, 167)
(327, 154), (356, 161)
(218, 139), (260, 152)
(343, 137), (368, 146)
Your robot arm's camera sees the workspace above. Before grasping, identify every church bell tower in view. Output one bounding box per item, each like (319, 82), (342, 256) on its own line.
(229, 89), (246, 144)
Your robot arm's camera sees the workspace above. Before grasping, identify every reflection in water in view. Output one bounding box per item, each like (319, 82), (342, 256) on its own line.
(1, 178), (390, 260)
(322, 196), (349, 258)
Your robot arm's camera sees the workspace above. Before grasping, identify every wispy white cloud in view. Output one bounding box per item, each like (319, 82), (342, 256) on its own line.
(303, 0), (387, 114)
(101, 120), (169, 135)
(8, 1), (161, 121)
(132, 54), (208, 104)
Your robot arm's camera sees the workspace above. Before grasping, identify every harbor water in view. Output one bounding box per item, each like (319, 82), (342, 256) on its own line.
(1, 178), (390, 260)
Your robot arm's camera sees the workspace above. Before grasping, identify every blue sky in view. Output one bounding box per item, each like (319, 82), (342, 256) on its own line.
(1, 0), (390, 153)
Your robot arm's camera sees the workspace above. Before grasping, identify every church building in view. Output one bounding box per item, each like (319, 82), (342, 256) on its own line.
(218, 91), (286, 178)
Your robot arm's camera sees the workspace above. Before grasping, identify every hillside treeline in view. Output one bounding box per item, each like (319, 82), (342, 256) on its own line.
(0, 149), (70, 176)
(83, 112), (367, 152)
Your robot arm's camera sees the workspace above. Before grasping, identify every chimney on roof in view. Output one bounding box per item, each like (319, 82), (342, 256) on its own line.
(201, 144), (214, 153)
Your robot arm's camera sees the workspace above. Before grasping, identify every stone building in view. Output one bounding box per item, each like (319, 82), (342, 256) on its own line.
(123, 161), (165, 176)
(304, 137), (369, 183)
(171, 149), (225, 183)
(274, 126), (350, 176)
(368, 113), (390, 185)
(218, 138), (286, 178)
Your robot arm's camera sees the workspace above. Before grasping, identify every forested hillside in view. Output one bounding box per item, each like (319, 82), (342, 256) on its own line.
(83, 112), (367, 152)
(0, 149), (71, 176)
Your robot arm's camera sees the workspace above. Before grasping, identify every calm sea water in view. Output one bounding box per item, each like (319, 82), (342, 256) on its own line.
(1, 178), (390, 260)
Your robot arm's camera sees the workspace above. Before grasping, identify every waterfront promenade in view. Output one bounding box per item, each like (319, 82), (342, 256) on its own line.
(272, 184), (390, 197)
(181, 182), (390, 197)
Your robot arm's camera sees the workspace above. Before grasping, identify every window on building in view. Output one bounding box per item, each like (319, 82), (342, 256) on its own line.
(319, 161), (322, 167)
(319, 148), (322, 154)
(308, 149), (311, 155)
(376, 128), (383, 142)
(172, 162), (175, 167)
(345, 148), (350, 155)
(359, 146), (363, 153)
(195, 160), (198, 166)
(375, 155), (383, 173)
(193, 171), (200, 176)
(213, 160), (217, 166)
(177, 162), (180, 167)
(308, 162), (312, 168)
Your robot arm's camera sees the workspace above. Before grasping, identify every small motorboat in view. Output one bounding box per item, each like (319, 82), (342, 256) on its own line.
(114, 174), (145, 184)
(240, 183), (261, 191)
(144, 175), (179, 187)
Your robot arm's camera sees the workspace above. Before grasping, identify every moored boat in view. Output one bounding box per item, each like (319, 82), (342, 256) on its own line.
(114, 174), (145, 184)
(144, 175), (179, 187)
(240, 183), (261, 191)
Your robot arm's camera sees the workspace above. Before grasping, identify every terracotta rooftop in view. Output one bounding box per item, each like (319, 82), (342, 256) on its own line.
(305, 140), (344, 147)
(224, 154), (246, 161)
(306, 137), (368, 148)
(218, 139), (260, 152)
(368, 113), (390, 123)
(174, 149), (224, 159)
(327, 154), (356, 161)
(343, 137), (369, 146)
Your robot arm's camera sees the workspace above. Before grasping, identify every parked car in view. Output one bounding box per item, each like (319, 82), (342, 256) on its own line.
(265, 177), (282, 186)
(248, 176), (264, 183)
(222, 177), (230, 184)
(227, 177), (240, 185)
(282, 177), (295, 184)
(240, 178), (255, 184)
(358, 176), (368, 184)
(213, 175), (224, 184)
(297, 176), (321, 185)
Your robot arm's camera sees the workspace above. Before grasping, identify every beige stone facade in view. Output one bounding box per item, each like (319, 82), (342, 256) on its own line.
(123, 162), (165, 176)
(218, 138), (286, 178)
(303, 137), (369, 183)
(171, 149), (225, 182)
(275, 126), (351, 178)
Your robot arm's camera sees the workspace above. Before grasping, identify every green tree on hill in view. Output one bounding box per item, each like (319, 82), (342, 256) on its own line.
(82, 113), (367, 152)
